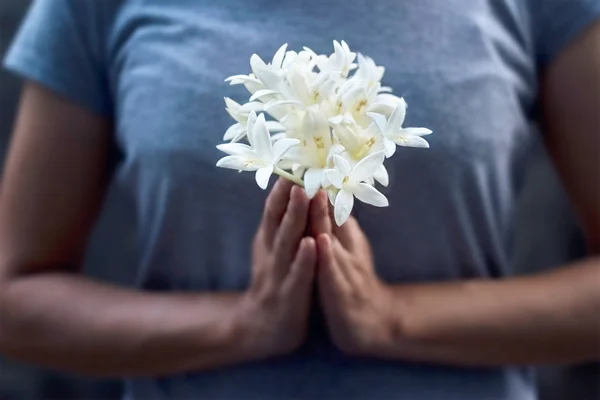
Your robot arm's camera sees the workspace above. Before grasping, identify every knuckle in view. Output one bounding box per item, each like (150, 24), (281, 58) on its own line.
(275, 235), (291, 254)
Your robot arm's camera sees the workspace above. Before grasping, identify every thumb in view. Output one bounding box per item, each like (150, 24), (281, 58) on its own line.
(310, 190), (332, 237)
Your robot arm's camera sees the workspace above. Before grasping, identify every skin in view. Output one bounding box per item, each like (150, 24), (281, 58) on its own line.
(0, 85), (316, 377)
(311, 20), (600, 366)
(0, 20), (598, 378)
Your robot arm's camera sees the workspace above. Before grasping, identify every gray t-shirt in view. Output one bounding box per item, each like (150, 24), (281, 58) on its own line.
(5, 0), (600, 399)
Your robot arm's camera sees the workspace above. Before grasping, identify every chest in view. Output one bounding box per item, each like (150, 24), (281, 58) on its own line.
(109, 0), (538, 229)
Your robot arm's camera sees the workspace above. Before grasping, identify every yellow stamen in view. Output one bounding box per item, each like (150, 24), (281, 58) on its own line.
(355, 99), (368, 113)
(352, 137), (377, 159)
(314, 136), (325, 149)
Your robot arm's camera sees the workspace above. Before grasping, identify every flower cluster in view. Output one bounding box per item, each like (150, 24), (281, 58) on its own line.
(217, 41), (432, 226)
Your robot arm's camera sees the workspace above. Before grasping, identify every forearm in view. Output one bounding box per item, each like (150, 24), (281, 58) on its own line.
(377, 259), (600, 366)
(0, 272), (253, 377)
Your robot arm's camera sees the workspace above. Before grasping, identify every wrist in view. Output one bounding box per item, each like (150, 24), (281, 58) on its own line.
(229, 292), (289, 361)
(360, 282), (407, 357)
(187, 292), (268, 369)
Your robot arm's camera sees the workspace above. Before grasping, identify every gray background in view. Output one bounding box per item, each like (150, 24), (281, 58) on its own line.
(0, 2), (598, 399)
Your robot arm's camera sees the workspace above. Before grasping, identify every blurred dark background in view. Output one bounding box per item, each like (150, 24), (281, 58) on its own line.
(0, 2), (598, 399)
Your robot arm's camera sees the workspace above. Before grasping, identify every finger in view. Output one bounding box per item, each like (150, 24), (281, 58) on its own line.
(317, 233), (349, 296)
(310, 190), (332, 237)
(282, 237), (317, 298)
(331, 237), (363, 289)
(332, 213), (357, 250)
(273, 185), (310, 277)
(262, 178), (294, 245)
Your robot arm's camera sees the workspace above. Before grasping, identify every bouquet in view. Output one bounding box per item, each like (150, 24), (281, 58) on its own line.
(216, 41), (432, 226)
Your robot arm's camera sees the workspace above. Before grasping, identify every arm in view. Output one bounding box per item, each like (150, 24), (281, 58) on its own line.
(0, 84), (315, 377)
(312, 21), (600, 366)
(0, 83), (247, 377)
(381, 20), (600, 366)
(381, 261), (600, 365)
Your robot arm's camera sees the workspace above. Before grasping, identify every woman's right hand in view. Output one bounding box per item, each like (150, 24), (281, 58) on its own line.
(235, 178), (316, 359)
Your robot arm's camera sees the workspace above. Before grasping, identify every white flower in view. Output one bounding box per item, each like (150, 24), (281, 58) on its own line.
(284, 111), (343, 198)
(366, 93), (406, 118)
(367, 99), (433, 157)
(354, 53), (385, 91)
(217, 112), (299, 189)
(222, 98), (285, 142)
(218, 41), (433, 224)
(324, 151), (389, 226)
(319, 40), (357, 78)
(224, 73), (265, 95)
(329, 113), (382, 158)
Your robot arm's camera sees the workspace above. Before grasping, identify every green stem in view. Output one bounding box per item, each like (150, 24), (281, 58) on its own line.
(274, 167), (305, 187)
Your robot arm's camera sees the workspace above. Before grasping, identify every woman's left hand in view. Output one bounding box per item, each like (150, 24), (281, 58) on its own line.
(309, 191), (396, 356)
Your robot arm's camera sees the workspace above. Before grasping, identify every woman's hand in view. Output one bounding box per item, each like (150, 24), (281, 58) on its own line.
(310, 191), (395, 356)
(236, 178), (317, 359)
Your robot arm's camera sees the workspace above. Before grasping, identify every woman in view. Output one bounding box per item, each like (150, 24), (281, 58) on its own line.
(0, 0), (598, 399)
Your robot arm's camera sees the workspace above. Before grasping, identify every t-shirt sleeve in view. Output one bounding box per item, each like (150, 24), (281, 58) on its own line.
(533, 0), (600, 66)
(3, 0), (112, 117)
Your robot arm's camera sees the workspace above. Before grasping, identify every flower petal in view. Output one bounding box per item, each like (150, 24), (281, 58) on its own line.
(216, 143), (255, 156)
(270, 132), (288, 142)
(225, 74), (263, 86)
(223, 123), (246, 141)
(282, 146), (305, 164)
(304, 168), (323, 199)
(401, 127), (433, 136)
(245, 111), (258, 147)
(250, 54), (282, 90)
(324, 169), (345, 189)
(366, 112), (388, 133)
(353, 183), (389, 207)
(265, 121), (286, 132)
(373, 164), (389, 187)
(328, 143), (346, 158)
(252, 113), (274, 159)
(328, 112), (355, 125)
(271, 43), (288, 69)
(255, 165), (274, 189)
(282, 51), (298, 69)
(368, 93), (404, 117)
(350, 150), (385, 183)
(239, 102), (265, 113)
(249, 89), (279, 102)
(224, 98), (243, 122)
(250, 53), (268, 77)
(333, 154), (352, 175)
(263, 100), (302, 112)
(394, 135), (430, 148)
(327, 187), (339, 206)
(334, 188), (354, 226)
(383, 137), (396, 158)
(272, 138), (300, 162)
(388, 98), (407, 130)
(216, 155), (256, 171)
(224, 97), (242, 113)
(287, 64), (311, 103)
